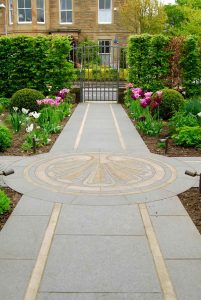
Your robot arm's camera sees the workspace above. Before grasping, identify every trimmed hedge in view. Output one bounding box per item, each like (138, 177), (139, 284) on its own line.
(11, 88), (45, 112)
(128, 34), (201, 96)
(0, 35), (76, 98)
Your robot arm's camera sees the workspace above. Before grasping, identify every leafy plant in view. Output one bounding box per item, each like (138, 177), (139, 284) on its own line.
(37, 106), (61, 133)
(11, 89), (44, 112)
(0, 190), (11, 215)
(8, 108), (27, 132)
(159, 88), (185, 120)
(169, 111), (198, 134)
(172, 126), (201, 148)
(0, 125), (12, 152)
(0, 98), (10, 109)
(22, 129), (50, 151)
(136, 112), (163, 136)
(183, 97), (201, 116)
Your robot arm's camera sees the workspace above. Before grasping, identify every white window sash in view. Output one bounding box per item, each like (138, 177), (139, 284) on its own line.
(60, 0), (73, 24)
(98, 0), (112, 24)
(17, 0), (32, 23)
(37, 0), (45, 24)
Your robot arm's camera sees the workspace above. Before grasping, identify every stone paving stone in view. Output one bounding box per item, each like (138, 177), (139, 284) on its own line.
(0, 215), (49, 259)
(37, 292), (163, 300)
(166, 260), (201, 300)
(151, 215), (201, 259)
(111, 104), (150, 153)
(25, 188), (76, 204)
(39, 235), (161, 293)
(56, 205), (145, 236)
(147, 196), (187, 216)
(0, 259), (34, 300)
(126, 189), (175, 204)
(72, 194), (129, 206)
(13, 195), (54, 216)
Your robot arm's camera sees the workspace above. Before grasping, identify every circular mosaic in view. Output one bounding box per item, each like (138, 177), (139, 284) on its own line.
(23, 153), (177, 195)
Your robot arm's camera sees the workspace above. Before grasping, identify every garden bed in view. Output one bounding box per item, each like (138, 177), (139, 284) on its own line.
(0, 187), (21, 231)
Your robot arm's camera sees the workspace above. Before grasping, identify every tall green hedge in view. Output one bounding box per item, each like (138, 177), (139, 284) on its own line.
(128, 35), (171, 91)
(0, 35), (76, 98)
(128, 34), (201, 96)
(180, 36), (201, 96)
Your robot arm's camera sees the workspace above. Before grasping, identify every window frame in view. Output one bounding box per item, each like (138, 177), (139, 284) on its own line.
(17, 0), (32, 24)
(8, 0), (13, 24)
(98, 40), (111, 54)
(98, 0), (112, 24)
(37, 0), (45, 24)
(59, 0), (73, 24)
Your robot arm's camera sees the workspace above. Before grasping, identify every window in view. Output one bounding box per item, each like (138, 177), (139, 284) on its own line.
(60, 0), (72, 24)
(18, 0), (32, 23)
(99, 40), (111, 65)
(37, 0), (45, 23)
(98, 0), (112, 24)
(9, 0), (13, 24)
(99, 40), (111, 54)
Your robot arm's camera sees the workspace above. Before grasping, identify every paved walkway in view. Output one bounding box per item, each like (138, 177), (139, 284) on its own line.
(0, 103), (201, 300)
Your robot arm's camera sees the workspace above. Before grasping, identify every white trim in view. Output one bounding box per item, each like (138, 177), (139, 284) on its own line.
(98, 0), (112, 24)
(37, 0), (45, 24)
(59, 0), (73, 24)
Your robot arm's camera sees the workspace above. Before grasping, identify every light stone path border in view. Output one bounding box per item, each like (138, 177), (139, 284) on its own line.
(0, 103), (201, 300)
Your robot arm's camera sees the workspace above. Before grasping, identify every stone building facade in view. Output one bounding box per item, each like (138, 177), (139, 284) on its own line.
(0, 0), (131, 45)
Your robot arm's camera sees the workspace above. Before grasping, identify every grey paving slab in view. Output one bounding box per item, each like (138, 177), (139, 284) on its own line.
(40, 235), (161, 293)
(167, 260), (201, 300)
(0, 259), (34, 300)
(37, 292), (163, 300)
(72, 194), (129, 206)
(147, 196), (187, 216)
(56, 205), (145, 235)
(13, 195), (54, 216)
(151, 215), (201, 259)
(0, 215), (49, 259)
(50, 104), (88, 153)
(111, 104), (150, 153)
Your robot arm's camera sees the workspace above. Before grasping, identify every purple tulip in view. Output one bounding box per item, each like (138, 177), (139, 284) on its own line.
(140, 98), (148, 108)
(144, 92), (153, 98)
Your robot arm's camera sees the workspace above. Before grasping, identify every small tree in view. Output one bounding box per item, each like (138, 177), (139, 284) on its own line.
(119, 0), (167, 34)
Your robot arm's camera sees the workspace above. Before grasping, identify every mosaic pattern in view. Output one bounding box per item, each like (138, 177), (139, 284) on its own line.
(23, 153), (177, 195)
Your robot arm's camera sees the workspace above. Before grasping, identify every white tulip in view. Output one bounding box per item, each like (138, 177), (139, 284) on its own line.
(22, 108), (29, 114)
(26, 123), (34, 133)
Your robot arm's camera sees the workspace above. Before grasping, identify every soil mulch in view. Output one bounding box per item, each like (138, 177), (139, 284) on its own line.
(179, 188), (201, 234)
(0, 187), (22, 231)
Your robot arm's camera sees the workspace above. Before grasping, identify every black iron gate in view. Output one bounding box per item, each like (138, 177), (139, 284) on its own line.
(71, 44), (127, 102)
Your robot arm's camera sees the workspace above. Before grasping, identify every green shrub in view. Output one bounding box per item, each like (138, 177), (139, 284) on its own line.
(169, 111), (198, 134)
(183, 97), (201, 116)
(11, 89), (44, 112)
(159, 89), (184, 120)
(0, 104), (4, 113)
(172, 126), (201, 148)
(0, 125), (12, 152)
(0, 98), (10, 109)
(0, 190), (11, 215)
